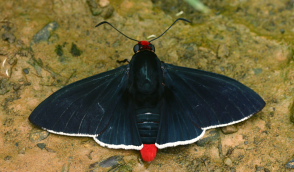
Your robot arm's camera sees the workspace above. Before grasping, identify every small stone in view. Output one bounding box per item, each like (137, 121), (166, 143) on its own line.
(99, 0), (110, 7)
(29, 128), (49, 142)
(55, 44), (63, 56)
(255, 165), (264, 171)
(99, 155), (124, 168)
(102, 5), (114, 19)
(37, 143), (46, 149)
(182, 44), (196, 59)
(87, 0), (103, 16)
(89, 161), (99, 169)
(2, 24), (11, 31)
(23, 68), (30, 74)
(33, 21), (59, 44)
(44, 147), (56, 153)
(2, 32), (16, 43)
(286, 159), (294, 169)
(70, 43), (82, 57)
(89, 156), (125, 171)
(253, 68), (263, 75)
(264, 168), (270, 172)
(230, 167), (236, 172)
(221, 125), (238, 134)
(224, 157), (233, 167)
(4, 156), (12, 161)
(13, 84), (21, 91)
(274, 45), (293, 63)
(217, 44), (230, 58)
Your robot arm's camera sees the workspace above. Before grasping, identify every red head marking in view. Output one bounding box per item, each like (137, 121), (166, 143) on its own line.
(139, 41), (151, 46)
(138, 41), (153, 51)
(134, 41), (155, 53)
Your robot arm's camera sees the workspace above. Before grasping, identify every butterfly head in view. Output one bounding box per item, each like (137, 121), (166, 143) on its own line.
(133, 41), (155, 53)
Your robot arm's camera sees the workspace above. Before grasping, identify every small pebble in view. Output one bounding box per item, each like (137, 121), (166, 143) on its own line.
(99, 0), (110, 7)
(2, 25), (11, 31)
(4, 156), (12, 161)
(55, 44), (63, 56)
(286, 159), (294, 169)
(99, 155), (124, 168)
(37, 143), (46, 149)
(70, 43), (82, 57)
(255, 165), (264, 171)
(13, 84), (21, 91)
(224, 157), (233, 166)
(102, 5), (114, 19)
(89, 161), (99, 169)
(264, 168), (270, 172)
(221, 125), (238, 134)
(87, 0), (103, 16)
(23, 68), (30, 74)
(182, 45), (196, 59)
(89, 155), (125, 171)
(230, 167), (237, 172)
(217, 44), (230, 58)
(86, 0), (113, 18)
(33, 21), (59, 44)
(253, 68), (263, 75)
(29, 128), (49, 142)
(44, 147), (56, 153)
(2, 32), (16, 43)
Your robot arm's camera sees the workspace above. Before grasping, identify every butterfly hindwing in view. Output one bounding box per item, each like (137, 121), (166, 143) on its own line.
(29, 65), (143, 149)
(156, 63), (265, 148)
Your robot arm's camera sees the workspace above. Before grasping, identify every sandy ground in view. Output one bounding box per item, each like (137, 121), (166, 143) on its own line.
(0, 0), (294, 171)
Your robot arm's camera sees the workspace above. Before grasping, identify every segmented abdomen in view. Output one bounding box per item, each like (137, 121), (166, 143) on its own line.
(136, 112), (160, 144)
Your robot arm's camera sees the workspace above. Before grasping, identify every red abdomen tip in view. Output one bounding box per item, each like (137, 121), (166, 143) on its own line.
(140, 144), (158, 162)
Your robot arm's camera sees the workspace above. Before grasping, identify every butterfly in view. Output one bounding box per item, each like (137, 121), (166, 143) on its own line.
(29, 18), (265, 162)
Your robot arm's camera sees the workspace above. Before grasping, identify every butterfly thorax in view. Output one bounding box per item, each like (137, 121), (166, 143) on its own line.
(128, 50), (164, 107)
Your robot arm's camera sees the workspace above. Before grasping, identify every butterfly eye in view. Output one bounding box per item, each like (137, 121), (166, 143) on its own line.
(150, 44), (155, 52)
(133, 44), (141, 53)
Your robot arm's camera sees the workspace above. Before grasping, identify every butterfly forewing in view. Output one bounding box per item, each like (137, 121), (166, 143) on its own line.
(29, 65), (143, 149)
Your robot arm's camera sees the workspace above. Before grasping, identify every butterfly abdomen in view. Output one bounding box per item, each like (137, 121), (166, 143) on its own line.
(136, 112), (160, 144)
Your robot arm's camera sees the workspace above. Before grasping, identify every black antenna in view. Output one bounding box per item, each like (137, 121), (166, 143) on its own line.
(96, 21), (140, 42)
(96, 18), (191, 42)
(150, 18), (191, 42)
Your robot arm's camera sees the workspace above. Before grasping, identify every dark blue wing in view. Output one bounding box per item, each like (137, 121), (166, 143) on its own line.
(156, 63), (265, 148)
(29, 65), (143, 150)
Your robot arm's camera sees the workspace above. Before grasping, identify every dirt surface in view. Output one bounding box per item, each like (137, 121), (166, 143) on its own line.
(0, 0), (294, 171)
